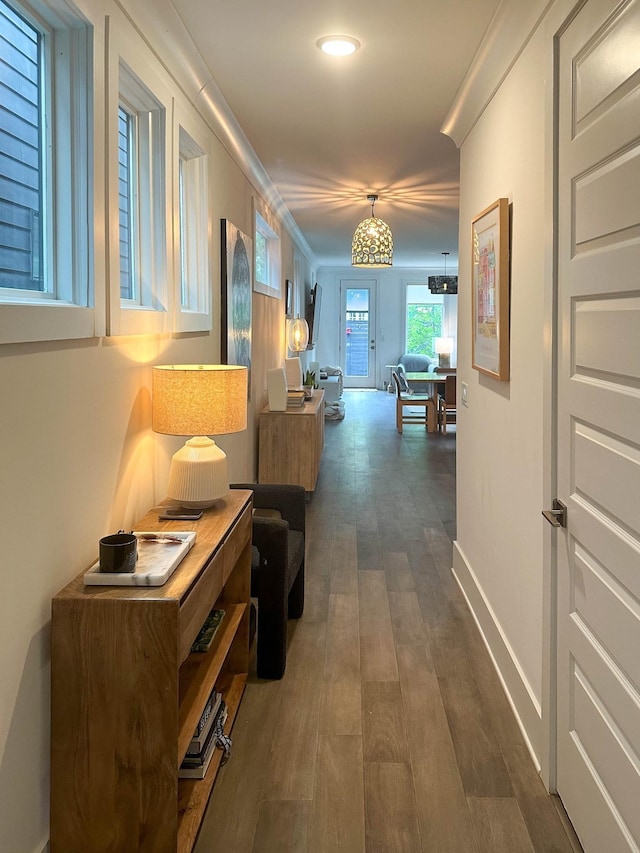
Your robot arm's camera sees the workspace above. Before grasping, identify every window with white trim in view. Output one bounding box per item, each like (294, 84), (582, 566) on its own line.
(254, 209), (280, 297)
(176, 123), (210, 329)
(0, 0), (93, 343)
(405, 285), (444, 357)
(115, 61), (166, 329)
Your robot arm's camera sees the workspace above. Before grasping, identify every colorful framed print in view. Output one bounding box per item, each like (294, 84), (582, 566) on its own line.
(471, 198), (510, 381)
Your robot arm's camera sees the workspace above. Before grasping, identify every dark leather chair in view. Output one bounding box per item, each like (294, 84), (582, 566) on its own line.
(231, 483), (305, 679)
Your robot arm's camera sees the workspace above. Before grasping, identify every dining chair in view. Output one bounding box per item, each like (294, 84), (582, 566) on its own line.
(437, 374), (457, 433)
(391, 370), (436, 434)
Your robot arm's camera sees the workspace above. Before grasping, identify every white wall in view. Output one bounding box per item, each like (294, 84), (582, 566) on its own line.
(315, 266), (458, 385)
(0, 2), (313, 850)
(452, 19), (551, 766)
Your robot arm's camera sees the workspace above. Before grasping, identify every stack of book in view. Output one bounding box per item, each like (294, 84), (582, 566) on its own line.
(179, 688), (227, 779)
(287, 390), (305, 408)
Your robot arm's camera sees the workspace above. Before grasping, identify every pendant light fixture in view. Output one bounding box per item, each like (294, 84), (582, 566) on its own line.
(287, 316), (309, 352)
(351, 194), (393, 268)
(428, 251), (458, 294)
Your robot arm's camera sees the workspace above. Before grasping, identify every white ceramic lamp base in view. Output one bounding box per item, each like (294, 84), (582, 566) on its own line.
(167, 436), (229, 508)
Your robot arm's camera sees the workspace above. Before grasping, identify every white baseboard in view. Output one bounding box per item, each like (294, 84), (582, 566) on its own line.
(452, 541), (543, 770)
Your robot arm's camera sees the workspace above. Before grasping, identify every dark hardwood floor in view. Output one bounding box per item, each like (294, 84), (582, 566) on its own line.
(195, 389), (582, 852)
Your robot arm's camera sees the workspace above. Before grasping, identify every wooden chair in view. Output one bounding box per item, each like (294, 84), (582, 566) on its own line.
(437, 375), (457, 433)
(391, 370), (436, 434)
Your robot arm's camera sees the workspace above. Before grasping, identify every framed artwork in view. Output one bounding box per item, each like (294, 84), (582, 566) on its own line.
(221, 220), (252, 395)
(471, 198), (510, 381)
(285, 279), (293, 317)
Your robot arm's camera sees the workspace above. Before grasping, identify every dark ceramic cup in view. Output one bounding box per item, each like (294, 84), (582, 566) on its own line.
(99, 532), (137, 573)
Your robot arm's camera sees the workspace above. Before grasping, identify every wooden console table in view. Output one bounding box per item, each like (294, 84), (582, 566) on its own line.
(50, 489), (252, 852)
(259, 388), (324, 491)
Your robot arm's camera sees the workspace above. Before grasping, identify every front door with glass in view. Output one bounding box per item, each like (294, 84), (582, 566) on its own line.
(341, 280), (377, 388)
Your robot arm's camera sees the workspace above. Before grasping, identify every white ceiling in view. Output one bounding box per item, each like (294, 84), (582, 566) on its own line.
(169, 0), (504, 269)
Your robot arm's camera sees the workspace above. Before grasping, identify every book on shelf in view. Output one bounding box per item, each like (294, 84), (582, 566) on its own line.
(190, 608), (226, 653)
(188, 690), (222, 754)
(179, 702), (228, 779)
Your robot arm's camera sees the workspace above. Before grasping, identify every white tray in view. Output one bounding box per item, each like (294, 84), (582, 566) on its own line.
(84, 531), (196, 586)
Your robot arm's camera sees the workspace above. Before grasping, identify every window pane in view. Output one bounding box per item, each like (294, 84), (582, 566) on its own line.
(178, 157), (187, 306)
(345, 288), (370, 377)
(406, 285), (443, 356)
(407, 303), (443, 355)
(255, 229), (267, 282)
(0, 0), (44, 291)
(118, 106), (135, 300)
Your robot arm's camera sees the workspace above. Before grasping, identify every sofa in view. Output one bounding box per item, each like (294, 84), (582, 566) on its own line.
(318, 366), (343, 403)
(398, 353), (438, 373)
(396, 353), (438, 393)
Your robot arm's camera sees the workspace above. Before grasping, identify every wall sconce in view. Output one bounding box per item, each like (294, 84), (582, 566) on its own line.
(287, 316), (309, 352)
(152, 364), (248, 508)
(434, 337), (454, 369)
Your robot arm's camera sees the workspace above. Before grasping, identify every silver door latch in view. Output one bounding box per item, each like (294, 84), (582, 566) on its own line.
(542, 499), (567, 528)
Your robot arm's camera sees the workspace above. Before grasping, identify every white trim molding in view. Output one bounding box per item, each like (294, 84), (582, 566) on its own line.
(114, 0), (316, 269)
(452, 540), (545, 776)
(441, 0), (554, 147)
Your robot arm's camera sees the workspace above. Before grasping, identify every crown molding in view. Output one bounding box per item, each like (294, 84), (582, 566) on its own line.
(441, 0), (553, 147)
(116, 0), (317, 265)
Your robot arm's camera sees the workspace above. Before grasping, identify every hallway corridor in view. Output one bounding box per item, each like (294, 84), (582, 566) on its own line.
(196, 390), (581, 852)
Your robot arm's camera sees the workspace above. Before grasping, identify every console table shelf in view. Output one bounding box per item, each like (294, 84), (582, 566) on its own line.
(50, 490), (252, 853)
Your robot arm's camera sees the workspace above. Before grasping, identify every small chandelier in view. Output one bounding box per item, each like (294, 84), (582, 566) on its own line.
(428, 251), (458, 294)
(351, 194), (393, 268)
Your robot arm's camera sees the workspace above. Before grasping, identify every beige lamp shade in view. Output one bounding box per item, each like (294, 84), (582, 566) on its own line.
(434, 338), (454, 356)
(152, 364), (247, 436)
(434, 338), (454, 370)
(152, 365), (248, 508)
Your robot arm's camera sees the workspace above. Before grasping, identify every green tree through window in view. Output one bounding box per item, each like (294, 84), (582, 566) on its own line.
(406, 303), (443, 355)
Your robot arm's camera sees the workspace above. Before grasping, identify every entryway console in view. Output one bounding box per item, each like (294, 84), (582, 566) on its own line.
(50, 489), (252, 852)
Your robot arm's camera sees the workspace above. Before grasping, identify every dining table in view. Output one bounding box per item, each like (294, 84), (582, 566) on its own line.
(404, 369), (456, 397)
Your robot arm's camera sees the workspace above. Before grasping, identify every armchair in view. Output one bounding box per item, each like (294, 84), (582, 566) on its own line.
(231, 483), (305, 679)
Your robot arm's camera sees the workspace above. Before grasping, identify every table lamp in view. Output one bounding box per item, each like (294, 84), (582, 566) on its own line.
(435, 338), (454, 369)
(152, 364), (248, 508)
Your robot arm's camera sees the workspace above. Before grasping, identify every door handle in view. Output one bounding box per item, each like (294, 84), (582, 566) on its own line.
(542, 499), (567, 528)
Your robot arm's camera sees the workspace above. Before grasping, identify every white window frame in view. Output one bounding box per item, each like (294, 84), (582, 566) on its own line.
(253, 203), (281, 298)
(106, 25), (170, 337)
(0, 0), (96, 344)
(404, 283), (445, 357)
(173, 102), (212, 332)
(404, 280), (458, 363)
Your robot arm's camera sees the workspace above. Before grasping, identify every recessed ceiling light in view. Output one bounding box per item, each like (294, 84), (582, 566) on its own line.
(317, 35), (361, 56)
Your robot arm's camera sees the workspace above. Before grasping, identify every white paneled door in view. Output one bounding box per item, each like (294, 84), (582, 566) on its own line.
(556, 1), (640, 850)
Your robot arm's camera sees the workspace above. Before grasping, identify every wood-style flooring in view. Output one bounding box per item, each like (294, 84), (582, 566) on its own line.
(195, 389), (582, 853)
